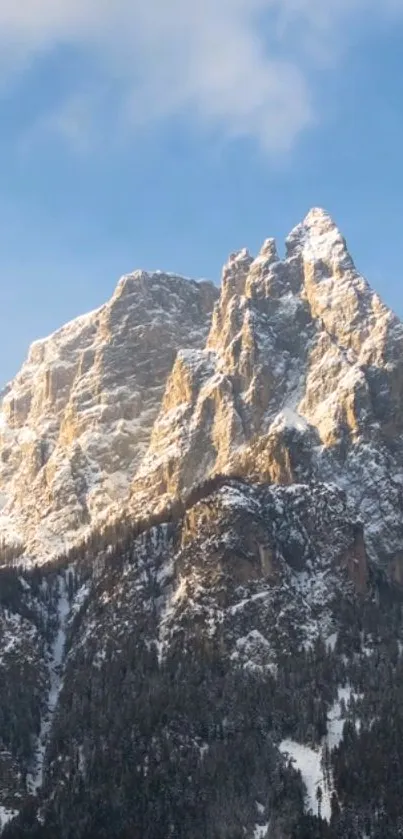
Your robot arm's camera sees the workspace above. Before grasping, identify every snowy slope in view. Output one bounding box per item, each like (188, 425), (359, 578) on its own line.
(280, 685), (359, 821)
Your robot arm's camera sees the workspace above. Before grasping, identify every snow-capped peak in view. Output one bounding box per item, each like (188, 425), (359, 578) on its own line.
(286, 207), (354, 270)
(303, 206), (335, 228)
(256, 237), (279, 263)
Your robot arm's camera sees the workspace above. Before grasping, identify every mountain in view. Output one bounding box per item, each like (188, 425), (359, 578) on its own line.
(2, 209), (403, 576)
(0, 272), (218, 560)
(1, 210), (403, 839)
(132, 209), (403, 575)
(0, 477), (401, 839)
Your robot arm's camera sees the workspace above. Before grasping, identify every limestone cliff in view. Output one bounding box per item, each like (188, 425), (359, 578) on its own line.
(1, 208), (403, 575)
(132, 210), (403, 572)
(0, 272), (218, 559)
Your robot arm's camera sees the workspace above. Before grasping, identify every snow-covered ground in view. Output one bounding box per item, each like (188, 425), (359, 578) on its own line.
(0, 805), (18, 829)
(280, 739), (330, 820)
(254, 824), (269, 839)
(28, 575), (70, 792)
(327, 686), (353, 750)
(280, 685), (354, 822)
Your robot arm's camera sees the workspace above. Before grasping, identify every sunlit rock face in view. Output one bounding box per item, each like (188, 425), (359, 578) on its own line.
(0, 271), (218, 559)
(131, 210), (403, 576)
(2, 208), (403, 578)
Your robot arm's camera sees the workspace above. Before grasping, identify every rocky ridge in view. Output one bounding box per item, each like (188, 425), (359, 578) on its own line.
(1, 209), (403, 573)
(133, 209), (403, 574)
(0, 272), (217, 560)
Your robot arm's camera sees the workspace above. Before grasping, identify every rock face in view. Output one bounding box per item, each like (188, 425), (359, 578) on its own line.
(2, 211), (403, 838)
(133, 209), (403, 573)
(1, 207), (403, 576)
(0, 272), (218, 559)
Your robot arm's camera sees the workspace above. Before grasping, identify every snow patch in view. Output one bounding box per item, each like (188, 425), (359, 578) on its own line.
(279, 739), (330, 820)
(326, 632), (338, 652)
(0, 805), (18, 828)
(327, 686), (353, 750)
(28, 575), (70, 792)
(254, 824), (269, 839)
(279, 684), (355, 822)
(272, 407), (310, 434)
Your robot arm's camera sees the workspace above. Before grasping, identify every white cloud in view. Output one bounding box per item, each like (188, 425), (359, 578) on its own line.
(0, 0), (402, 154)
(25, 92), (101, 154)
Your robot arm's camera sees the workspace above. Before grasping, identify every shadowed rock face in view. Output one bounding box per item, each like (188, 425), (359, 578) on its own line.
(178, 481), (369, 594)
(0, 477), (373, 834)
(1, 208), (403, 581)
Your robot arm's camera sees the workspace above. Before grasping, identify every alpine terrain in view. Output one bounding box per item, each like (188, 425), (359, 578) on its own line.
(1, 209), (403, 838)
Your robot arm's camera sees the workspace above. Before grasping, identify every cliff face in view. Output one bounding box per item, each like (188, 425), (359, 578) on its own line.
(2, 210), (403, 838)
(0, 272), (218, 559)
(1, 207), (403, 576)
(132, 209), (403, 574)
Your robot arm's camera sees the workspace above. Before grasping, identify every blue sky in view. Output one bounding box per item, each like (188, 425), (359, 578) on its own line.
(0, 0), (403, 385)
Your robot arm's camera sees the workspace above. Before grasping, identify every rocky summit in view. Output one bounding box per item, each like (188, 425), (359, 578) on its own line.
(132, 208), (403, 577)
(1, 210), (403, 838)
(2, 208), (403, 576)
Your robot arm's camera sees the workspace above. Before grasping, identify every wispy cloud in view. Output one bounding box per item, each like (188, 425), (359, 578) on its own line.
(0, 0), (402, 154)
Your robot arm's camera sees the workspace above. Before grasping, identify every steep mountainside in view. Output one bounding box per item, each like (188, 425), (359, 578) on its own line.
(0, 272), (217, 560)
(133, 210), (403, 575)
(2, 477), (402, 839)
(1, 208), (403, 575)
(1, 210), (403, 838)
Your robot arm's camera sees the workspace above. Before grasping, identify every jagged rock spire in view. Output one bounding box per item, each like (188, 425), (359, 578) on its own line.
(286, 207), (354, 271)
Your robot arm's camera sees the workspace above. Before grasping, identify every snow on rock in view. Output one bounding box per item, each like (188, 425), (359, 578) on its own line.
(126, 208), (403, 582)
(271, 407), (310, 434)
(2, 208), (403, 583)
(286, 207), (354, 269)
(326, 632), (338, 652)
(0, 271), (217, 562)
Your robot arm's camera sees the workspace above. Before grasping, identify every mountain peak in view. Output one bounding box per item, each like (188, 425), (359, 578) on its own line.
(0, 267), (218, 559)
(228, 247), (252, 262)
(221, 248), (254, 303)
(285, 207), (354, 270)
(1, 213), (402, 570)
(257, 237), (279, 263)
(302, 206), (335, 229)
